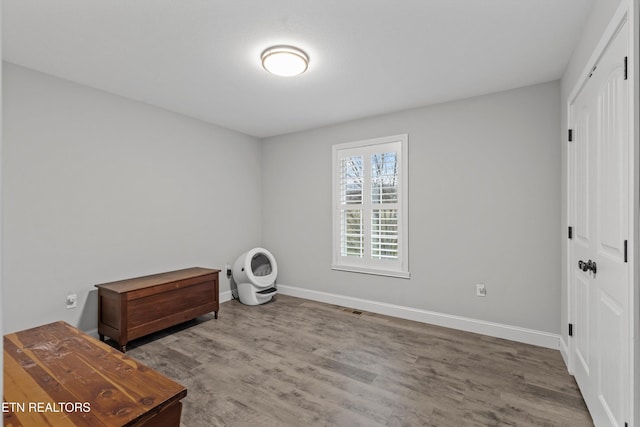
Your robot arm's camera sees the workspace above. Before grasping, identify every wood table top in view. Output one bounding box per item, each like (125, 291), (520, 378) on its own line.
(3, 321), (187, 426)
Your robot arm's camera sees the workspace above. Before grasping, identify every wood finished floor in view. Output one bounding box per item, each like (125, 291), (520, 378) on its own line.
(123, 295), (592, 427)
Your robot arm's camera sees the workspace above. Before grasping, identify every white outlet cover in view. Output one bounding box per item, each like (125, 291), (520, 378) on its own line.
(66, 294), (77, 308)
(476, 284), (486, 297)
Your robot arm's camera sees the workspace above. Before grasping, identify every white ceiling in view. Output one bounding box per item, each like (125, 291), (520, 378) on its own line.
(3, 0), (594, 138)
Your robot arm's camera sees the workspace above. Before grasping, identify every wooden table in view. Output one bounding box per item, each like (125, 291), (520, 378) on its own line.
(3, 321), (187, 426)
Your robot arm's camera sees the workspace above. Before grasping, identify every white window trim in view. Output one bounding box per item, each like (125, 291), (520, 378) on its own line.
(331, 134), (410, 279)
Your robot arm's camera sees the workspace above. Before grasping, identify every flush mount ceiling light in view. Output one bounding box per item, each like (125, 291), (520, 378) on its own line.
(261, 45), (309, 77)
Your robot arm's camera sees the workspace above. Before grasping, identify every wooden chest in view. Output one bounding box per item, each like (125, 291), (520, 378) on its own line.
(96, 267), (219, 352)
(3, 321), (187, 427)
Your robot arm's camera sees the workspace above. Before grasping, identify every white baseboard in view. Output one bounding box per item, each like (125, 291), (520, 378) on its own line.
(559, 337), (570, 370)
(220, 290), (233, 303)
(277, 284), (560, 350)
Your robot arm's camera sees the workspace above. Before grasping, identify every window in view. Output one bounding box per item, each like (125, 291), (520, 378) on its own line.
(332, 134), (409, 278)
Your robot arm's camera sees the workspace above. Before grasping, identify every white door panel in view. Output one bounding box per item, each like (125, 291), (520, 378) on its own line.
(597, 290), (625, 423)
(574, 108), (590, 242)
(575, 273), (590, 374)
(569, 21), (629, 427)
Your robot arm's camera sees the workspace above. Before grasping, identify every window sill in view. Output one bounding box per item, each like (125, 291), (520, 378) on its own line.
(331, 264), (411, 279)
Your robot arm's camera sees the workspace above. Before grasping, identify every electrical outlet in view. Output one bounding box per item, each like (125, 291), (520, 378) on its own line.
(226, 263), (232, 278)
(476, 284), (486, 297)
(66, 293), (77, 309)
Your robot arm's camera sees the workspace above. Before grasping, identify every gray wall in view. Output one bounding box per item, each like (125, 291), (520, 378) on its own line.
(2, 63), (263, 333)
(559, 0), (621, 349)
(262, 81), (561, 334)
(2, 65), (563, 337)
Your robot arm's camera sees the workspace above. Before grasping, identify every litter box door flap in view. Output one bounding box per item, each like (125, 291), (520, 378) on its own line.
(247, 248), (278, 287)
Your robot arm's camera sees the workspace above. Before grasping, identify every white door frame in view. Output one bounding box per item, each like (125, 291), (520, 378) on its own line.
(631, 1), (639, 424)
(566, 0), (637, 425)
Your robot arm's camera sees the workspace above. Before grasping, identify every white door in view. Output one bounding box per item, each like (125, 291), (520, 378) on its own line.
(568, 21), (630, 427)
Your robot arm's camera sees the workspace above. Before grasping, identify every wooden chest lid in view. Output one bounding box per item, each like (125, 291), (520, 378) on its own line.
(95, 267), (220, 293)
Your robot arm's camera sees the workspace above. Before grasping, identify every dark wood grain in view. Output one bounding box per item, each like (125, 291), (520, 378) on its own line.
(126, 295), (593, 427)
(95, 268), (219, 351)
(3, 321), (187, 427)
(95, 268), (216, 294)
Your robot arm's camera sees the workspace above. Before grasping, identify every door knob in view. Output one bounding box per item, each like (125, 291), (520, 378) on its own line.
(578, 259), (597, 275)
(578, 260), (587, 271)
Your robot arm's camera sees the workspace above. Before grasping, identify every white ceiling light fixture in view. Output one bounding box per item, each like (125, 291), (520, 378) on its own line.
(261, 45), (309, 77)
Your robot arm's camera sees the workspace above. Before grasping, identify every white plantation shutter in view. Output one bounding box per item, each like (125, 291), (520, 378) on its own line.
(371, 209), (398, 259)
(332, 135), (409, 278)
(340, 156), (364, 257)
(371, 151), (399, 260)
(341, 209), (363, 257)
